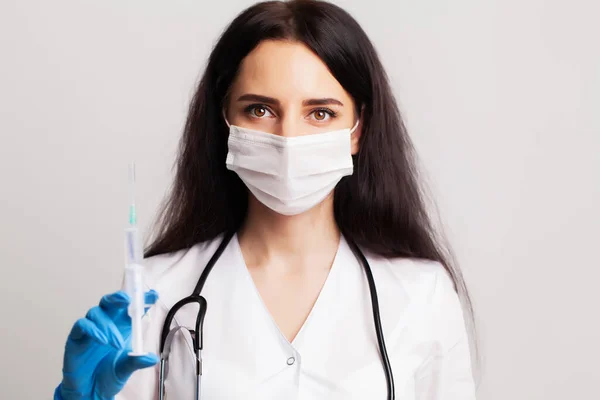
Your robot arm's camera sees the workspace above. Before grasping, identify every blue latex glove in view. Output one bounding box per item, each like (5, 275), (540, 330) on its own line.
(54, 290), (159, 400)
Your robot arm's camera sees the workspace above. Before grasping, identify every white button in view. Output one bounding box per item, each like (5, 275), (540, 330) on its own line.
(287, 357), (295, 365)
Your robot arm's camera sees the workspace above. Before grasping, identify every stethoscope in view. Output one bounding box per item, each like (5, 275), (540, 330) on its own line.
(158, 231), (396, 400)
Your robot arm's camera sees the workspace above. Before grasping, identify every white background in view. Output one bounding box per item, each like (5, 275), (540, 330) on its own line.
(1, 0), (598, 398)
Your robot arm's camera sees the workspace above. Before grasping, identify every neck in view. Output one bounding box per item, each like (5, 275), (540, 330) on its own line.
(237, 194), (340, 273)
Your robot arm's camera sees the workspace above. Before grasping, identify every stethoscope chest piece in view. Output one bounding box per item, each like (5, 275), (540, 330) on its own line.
(159, 295), (208, 400)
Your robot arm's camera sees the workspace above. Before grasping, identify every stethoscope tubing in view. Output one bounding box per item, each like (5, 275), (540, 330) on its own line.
(158, 231), (395, 399)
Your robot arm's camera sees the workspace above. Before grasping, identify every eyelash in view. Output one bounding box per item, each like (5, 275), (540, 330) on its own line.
(243, 104), (338, 121)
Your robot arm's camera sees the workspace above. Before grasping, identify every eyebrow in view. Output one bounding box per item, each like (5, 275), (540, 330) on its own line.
(236, 93), (344, 107)
(303, 98), (343, 107)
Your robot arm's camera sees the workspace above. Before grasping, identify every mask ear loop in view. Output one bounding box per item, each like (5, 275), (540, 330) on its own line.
(222, 109), (231, 128)
(350, 104), (365, 135)
(350, 119), (360, 134)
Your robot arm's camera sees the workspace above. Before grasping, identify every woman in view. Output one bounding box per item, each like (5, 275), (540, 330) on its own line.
(55, 1), (476, 399)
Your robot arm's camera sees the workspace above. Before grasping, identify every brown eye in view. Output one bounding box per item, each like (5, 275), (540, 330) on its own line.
(245, 105), (273, 119)
(253, 107), (267, 117)
(309, 108), (335, 122)
(314, 110), (327, 120)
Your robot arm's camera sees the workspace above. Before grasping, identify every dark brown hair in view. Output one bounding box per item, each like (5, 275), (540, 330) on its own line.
(145, 0), (473, 329)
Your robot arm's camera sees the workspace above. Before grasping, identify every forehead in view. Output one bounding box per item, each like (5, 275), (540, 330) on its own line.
(231, 40), (350, 102)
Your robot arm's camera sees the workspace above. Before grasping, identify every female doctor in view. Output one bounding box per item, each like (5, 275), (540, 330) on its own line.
(55, 1), (476, 399)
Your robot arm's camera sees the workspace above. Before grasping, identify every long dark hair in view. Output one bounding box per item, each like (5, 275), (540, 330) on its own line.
(145, 0), (474, 331)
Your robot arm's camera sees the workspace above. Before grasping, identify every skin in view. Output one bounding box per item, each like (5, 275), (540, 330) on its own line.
(225, 40), (362, 342)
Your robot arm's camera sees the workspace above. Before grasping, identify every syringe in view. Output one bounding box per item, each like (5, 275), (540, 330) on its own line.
(124, 162), (146, 356)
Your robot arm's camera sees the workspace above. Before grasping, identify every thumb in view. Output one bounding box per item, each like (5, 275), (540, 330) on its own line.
(114, 352), (160, 383)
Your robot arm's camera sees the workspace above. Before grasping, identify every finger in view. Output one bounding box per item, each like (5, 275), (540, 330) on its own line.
(99, 291), (130, 318)
(101, 290), (157, 315)
(144, 290), (159, 314)
(144, 289), (158, 306)
(113, 352), (160, 384)
(69, 317), (109, 345)
(86, 306), (125, 348)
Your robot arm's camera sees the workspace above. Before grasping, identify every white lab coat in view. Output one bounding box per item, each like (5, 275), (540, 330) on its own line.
(117, 233), (476, 399)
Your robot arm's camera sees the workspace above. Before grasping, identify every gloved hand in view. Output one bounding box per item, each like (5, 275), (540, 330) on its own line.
(54, 290), (159, 400)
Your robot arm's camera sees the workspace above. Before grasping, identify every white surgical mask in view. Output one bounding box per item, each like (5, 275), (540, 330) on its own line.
(224, 120), (359, 215)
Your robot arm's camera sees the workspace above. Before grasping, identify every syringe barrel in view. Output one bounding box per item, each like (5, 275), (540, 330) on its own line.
(125, 227), (143, 265)
(125, 262), (145, 355)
